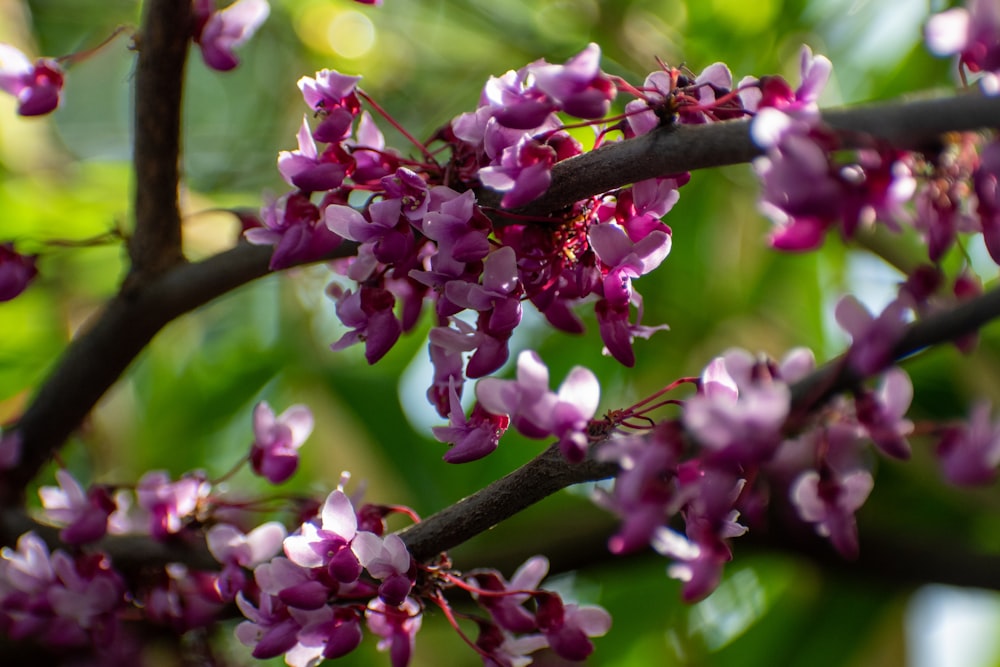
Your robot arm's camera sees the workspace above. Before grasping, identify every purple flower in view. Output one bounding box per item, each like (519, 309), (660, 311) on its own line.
(289, 604), (364, 663)
(194, 0), (270, 72)
(38, 469), (116, 544)
(208, 521), (286, 601)
(476, 350), (600, 462)
(244, 191), (342, 270)
(136, 471), (210, 540)
(433, 380), (509, 463)
(650, 524), (732, 603)
(249, 401), (314, 484)
(835, 296), (910, 375)
(937, 402), (1000, 485)
(683, 356), (790, 464)
(530, 43), (616, 119)
(479, 135), (558, 209)
(975, 139), (1000, 264)
(0, 44), (63, 116)
(926, 0), (1000, 94)
(0, 242), (39, 301)
(0, 428), (22, 469)
(535, 593), (611, 661)
(473, 555), (549, 633)
(235, 592), (301, 659)
(351, 532), (413, 606)
(325, 198), (413, 272)
(854, 368), (914, 460)
(445, 246), (523, 337)
(791, 467), (873, 559)
(277, 116), (348, 192)
(594, 294), (669, 368)
(328, 285), (401, 364)
(589, 222), (671, 308)
(366, 597), (422, 667)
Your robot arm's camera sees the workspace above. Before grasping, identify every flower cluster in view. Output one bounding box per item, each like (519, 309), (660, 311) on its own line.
(236, 482), (419, 666)
(462, 556), (611, 664)
(926, 0), (1000, 94)
(593, 346), (914, 601)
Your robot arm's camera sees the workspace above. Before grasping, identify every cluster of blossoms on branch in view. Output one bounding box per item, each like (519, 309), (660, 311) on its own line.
(5, 0), (1000, 665)
(0, 400), (610, 667)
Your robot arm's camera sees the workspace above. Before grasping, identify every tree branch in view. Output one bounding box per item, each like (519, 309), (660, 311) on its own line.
(503, 92), (1000, 215)
(126, 0), (192, 283)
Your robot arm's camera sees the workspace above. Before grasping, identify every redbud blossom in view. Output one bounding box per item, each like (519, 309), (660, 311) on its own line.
(249, 401), (314, 484)
(194, 0), (270, 72)
(0, 242), (39, 301)
(38, 469), (116, 544)
(937, 402), (1000, 485)
(476, 350), (600, 462)
(0, 44), (63, 116)
(926, 0), (1000, 94)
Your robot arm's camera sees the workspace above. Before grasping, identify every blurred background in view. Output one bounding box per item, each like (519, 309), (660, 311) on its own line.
(3, 0), (1000, 665)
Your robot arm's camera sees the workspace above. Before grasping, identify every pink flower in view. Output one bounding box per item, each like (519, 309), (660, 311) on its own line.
(937, 402), (1000, 485)
(835, 296), (910, 375)
(535, 593), (611, 661)
(589, 222), (671, 309)
(195, 0), (270, 72)
(791, 467), (873, 558)
(433, 380), (509, 463)
(476, 350), (600, 462)
(0, 242), (39, 301)
(38, 469), (116, 544)
(244, 191), (342, 270)
(855, 368), (914, 460)
(207, 522), (286, 600)
(277, 116), (349, 192)
(249, 401), (314, 484)
(530, 43), (616, 119)
(136, 471), (210, 540)
(366, 597), (422, 667)
(328, 285), (402, 364)
(0, 44), (63, 116)
(926, 0), (1000, 93)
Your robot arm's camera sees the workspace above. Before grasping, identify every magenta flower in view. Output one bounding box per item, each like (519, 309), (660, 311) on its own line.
(589, 222), (671, 308)
(975, 139), (1000, 264)
(366, 597), (422, 667)
(926, 0), (1000, 94)
(38, 469), (116, 544)
(433, 380), (509, 463)
(530, 42), (616, 119)
(244, 191), (342, 270)
(328, 285), (402, 364)
(249, 401), (314, 484)
(683, 356), (791, 464)
(208, 521), (286, 601)
(476, 350), (600, 462)
(0, 428), (22, 469)
(937, 402), (1000, 485)
(277, 116), (348, 192)
(473, 555), (549, 634)
(855, 367), (914, 460)
(135, 470), (210, 540)
(835, 296), (910, 375)
(479, 135), (558, 209)
(650, 524), (732, 603)
(235, 591), (300, 659)
(352, 532), (414, 606)
(194, 0), (270, 72)
(0, 243), (38, 302)
(0, 44), (63, 116)
(791, 467), (873, 558)
(535, 592), (611, 661)
(289, 604), (364, 664)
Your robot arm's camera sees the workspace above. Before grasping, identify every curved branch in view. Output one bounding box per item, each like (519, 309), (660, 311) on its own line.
(126, 0), (193, 282)
(1, 241), (357, 503)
